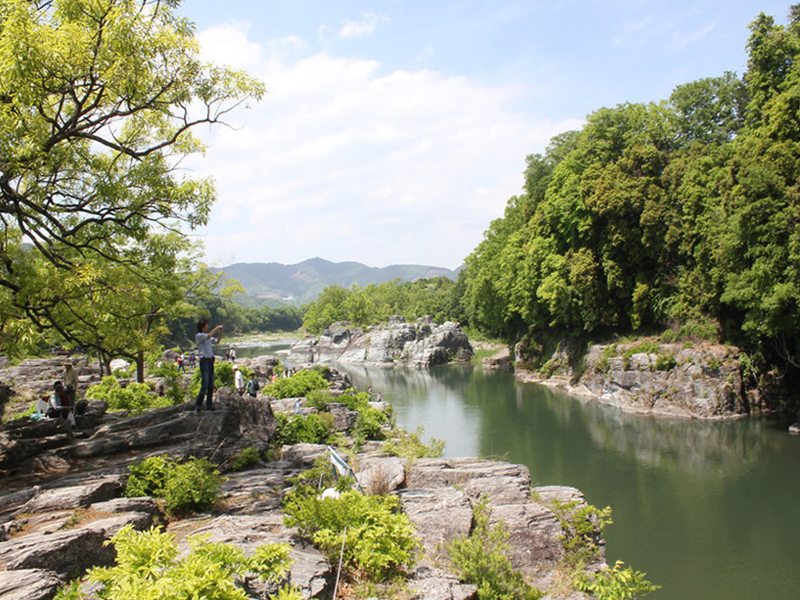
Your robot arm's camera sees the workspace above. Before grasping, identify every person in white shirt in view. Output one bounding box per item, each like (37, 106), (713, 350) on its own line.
(194, 318), (223, 412)
(233, 366), (245, 396)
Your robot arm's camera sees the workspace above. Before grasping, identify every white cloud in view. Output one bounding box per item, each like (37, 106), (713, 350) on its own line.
(196, 21), (262, 69)
(187, 22), (581, 269)
(339, 12), (384, 38)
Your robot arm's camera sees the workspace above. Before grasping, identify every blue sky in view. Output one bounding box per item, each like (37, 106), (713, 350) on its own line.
(180, 1), (791, 269)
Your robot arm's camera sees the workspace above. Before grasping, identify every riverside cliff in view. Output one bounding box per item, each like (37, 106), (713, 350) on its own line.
(510, 339), (751, 419)
(289, 316), (473, 367)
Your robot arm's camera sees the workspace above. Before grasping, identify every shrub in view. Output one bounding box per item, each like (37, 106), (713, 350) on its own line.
(229, 446), (263, 471)
(283, 489), (418, 581)
(273, 412), (335, 446)
(382, 427), (445, 461)
(125, 455), (222, 516)
(549, 498), (612, 565)
(655, 351), (677, 371)
(262, 369), (329, 399)
(446, 498), (543, 600)
(306, 388), (335, 411)
(353, 406), (389, 442)
(163, 458), (222, 515)
(55, 525), (302, 600)
(149, 361), (187, 404)
(125, 455), (174, 497)
(86, 376), (172, 413)
(574, 560), (660, 600)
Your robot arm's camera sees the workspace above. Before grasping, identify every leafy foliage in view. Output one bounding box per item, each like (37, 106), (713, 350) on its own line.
(54, 525), (301, 600)
(446, 498), (543, 600)
(228, 446), (264, 471)
(549, 498), (612, 565)
(456, 7), (800, 397)
(302, 278), (461, 333)
(0, 0), (263, 366)
(273, 412), (334, 445)
(262, 368), (330, 399)
(574, 561), (660, 600)
(382, 427), (446, 461)
(283, 489), (419, 581)
(125, 455), (221, 516)
(86, 376), (172, 413)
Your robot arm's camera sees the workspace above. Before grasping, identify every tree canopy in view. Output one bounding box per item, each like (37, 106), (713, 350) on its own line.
(459, 6), (800, 377)
(0, 0), (264, 363)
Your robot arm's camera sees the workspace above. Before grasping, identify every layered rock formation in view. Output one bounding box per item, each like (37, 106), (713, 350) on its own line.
(513, 340), (748, 419)
(289, 316), (473, 367)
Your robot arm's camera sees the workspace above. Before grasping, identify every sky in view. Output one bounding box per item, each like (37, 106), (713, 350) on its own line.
(178, 1), (792, 270)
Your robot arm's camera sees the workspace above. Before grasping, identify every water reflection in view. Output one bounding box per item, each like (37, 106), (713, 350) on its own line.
(333, 362), (800, 600)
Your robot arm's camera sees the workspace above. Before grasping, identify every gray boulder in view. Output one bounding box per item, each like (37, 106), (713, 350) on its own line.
(0, 569), (62, 600)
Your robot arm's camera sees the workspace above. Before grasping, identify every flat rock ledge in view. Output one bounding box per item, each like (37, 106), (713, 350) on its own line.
(0, 391), (595, 600)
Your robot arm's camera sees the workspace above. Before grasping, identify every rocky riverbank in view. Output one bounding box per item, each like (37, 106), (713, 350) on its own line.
(0, 362), (603, 600)
(288, 316), (473, 367)
(506, 339), (751, 419)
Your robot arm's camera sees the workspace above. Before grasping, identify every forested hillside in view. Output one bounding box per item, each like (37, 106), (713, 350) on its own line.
(212, 258), (459, 305)
(460, 8), (800, 385)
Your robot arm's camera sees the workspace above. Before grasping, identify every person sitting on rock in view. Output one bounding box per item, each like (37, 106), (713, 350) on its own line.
(33, 395), (50, 420)
(48, 381), (71, 421)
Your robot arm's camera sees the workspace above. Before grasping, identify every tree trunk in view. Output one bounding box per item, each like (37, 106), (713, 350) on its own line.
(136, 350), (145, 383)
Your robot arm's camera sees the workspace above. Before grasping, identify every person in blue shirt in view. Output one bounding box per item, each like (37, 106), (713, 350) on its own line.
(194, 318), (223, 412)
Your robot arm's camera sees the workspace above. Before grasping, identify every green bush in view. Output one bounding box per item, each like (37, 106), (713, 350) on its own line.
(55, 525), (302, 600)
(283, 489), (418, 581)
(86, 376), (172, 413)
(575, 560), (660, 600)
(274, 412), (335, 446)
(125, 455), (222, 516)
(306, 388), (335, 411)
(382, 427), (445, 461)
(262, 369), (329, 399)
(149, 361), (187, 404)
(353, 405), (389, 442)
(229, 446), (263, 471)
(446, 498), (543, 600)
(125, 455), (173, 497)
(655, 351), (677, 371)
(549, 498), (612, 565)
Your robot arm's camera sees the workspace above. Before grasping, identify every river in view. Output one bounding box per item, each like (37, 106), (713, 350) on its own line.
(326, 363), (800, 600)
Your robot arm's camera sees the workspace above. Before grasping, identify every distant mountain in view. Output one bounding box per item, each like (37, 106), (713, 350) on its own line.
(211, 258), (461, 305)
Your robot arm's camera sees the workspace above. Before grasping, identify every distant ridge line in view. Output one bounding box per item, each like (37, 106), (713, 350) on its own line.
(210, 257), (462, 306)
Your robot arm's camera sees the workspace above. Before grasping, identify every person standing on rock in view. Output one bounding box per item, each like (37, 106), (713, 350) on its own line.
(195, 318), (223, 413)
(246, 372), (260, 398)
(64, 362), (79, 407)
(233, 366), (245, 396)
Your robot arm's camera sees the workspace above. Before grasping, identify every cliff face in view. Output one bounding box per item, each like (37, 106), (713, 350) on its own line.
(514, 340), (750, 419)
(289, 316), (474, 367)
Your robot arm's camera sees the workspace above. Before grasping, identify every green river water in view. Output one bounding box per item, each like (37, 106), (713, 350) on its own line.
(331, 363), (800, 600)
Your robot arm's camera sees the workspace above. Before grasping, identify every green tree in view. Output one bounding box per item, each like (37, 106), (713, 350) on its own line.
(0, 0), (264, 358)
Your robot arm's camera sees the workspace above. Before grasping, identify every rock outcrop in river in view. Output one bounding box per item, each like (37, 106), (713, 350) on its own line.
(0, 365), (598, 600)
(289, 316), (473, 367)
(512, 339), (749, 419)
